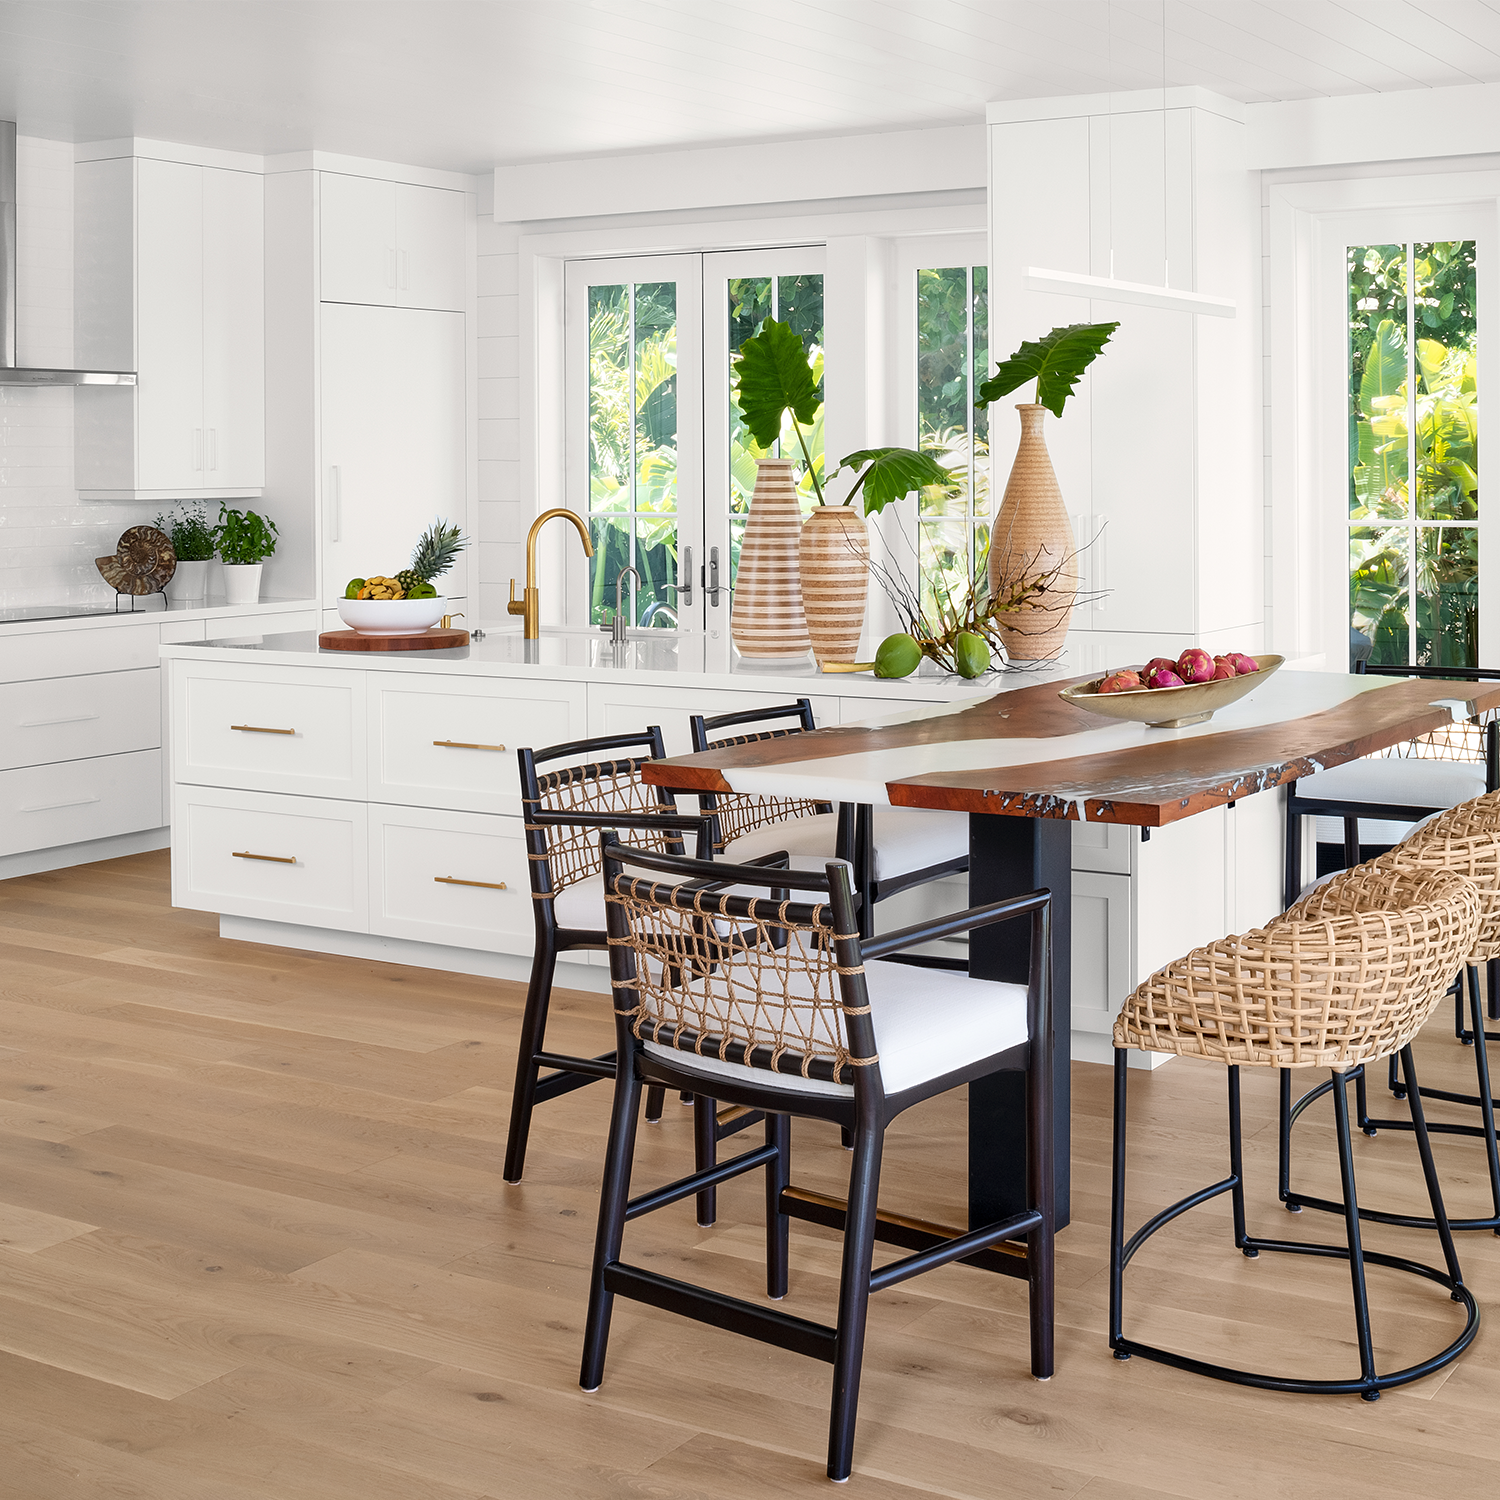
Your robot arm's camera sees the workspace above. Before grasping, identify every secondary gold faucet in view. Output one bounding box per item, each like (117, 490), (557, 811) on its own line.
(508, 508), (594, 639)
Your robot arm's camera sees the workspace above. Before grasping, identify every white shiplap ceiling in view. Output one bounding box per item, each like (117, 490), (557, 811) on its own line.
(0, 0), (1497, 173)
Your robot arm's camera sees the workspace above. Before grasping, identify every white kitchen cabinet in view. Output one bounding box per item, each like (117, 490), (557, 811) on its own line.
(1070, 871), (1133, 1036)
(320, 302), (467, 606)
(370, 674), (585, 815)
(75, 154), (265, 500)
(368, 805), (531, 951)
(173, 784), (367, 930)
(0, 750), (162, 858)
(0, 669), (160, 772)
(320, 173), (466, 312)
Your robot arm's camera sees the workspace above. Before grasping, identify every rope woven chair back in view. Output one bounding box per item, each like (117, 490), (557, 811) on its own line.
(526, 756), (679, 896)
(1377, 711), (1497, 765)
(1115, 866), (1480, 1069)
(1387, 804), (1500, 961)
(1408, 787), (1500, 844)
(606, 869), (874, 1087)
(699, 726), (830, 851)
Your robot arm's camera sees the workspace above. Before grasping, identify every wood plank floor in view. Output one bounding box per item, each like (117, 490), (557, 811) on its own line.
(2, 848), (1499, 1497)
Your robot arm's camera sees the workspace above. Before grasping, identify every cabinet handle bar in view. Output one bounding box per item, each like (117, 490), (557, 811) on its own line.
(232, 851), (297, 865)
(19, 713), (100, 728)
(20, 795), (101, 813)
(432, 739), (506, 751)
(435, 876), (508, 890)
(232, 724), (296, 735)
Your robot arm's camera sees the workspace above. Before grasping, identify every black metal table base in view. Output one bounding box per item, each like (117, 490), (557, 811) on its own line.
(1280, 969), (1500, 1234)
(1112, 1051), (1479, 1400)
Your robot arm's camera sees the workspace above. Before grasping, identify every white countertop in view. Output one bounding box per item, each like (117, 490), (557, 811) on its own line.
(158, 623), (1078, 704)
(1, 596), (319, 637)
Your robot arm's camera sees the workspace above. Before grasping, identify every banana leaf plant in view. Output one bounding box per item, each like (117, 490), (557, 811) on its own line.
(975, 321), (1120, 417)
(733, 318), (957, 514)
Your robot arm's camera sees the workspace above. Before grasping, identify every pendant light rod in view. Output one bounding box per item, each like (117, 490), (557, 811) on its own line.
(1024, 266), (1236, 319)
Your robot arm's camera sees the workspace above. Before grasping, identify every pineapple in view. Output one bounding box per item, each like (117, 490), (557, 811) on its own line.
(396, 519), (467, 597)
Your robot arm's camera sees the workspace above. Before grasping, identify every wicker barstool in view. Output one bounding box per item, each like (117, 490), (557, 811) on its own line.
(583, 838), (1054, 1481)
(1111, 865), (1482, 1399)
(1281, 790), (1500, 1233)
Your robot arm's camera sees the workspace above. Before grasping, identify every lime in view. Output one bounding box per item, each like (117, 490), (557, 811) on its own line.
(407, 581), (437, 599)
(874, 633), (921, 679)
(344, 577), (366, 599)
(953, 631), (991, 679)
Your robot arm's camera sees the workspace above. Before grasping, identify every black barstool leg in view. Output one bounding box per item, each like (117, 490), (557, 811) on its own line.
(826, 1119), (884, 1483)
(645, 1085), (665, 1122)
(693, 1094), (718, 1227)
(579, 1053), (644, 1393)
(1354, 1062), (1376, 1136)
(1284, 798), (1302, 910)
(1277, 1068), (1301, 1212)
(1331, 1070), (1380, 1400)
(1401, 1044), (1468, 1287)
(1458, 968), (1474, 1044)
(503, 936), (557, 1183)
(1227, 1066), (1257, 1257)
(1489, 956), (1500, 1024)
(1109, 1049), (1130, 1353)
(1026, 995), (1055, 1381)
(1464, 981), (1500, 1232)
(765, 1111), (790, 1299)
(1342, 815), (1360, 872)
(1388, 1050), (1405, 1099)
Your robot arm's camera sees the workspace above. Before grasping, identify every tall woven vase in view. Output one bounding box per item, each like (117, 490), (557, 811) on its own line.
(732, 458), (811, 659)
(988, 403), (1078, 661)
(799, 506), (869, 663)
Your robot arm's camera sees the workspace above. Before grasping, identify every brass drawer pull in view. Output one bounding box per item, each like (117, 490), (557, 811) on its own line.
(232, 724), (296, 735)
(432, 739), (506, 752)
(434, 875), (508, 891)
(233, 851), (296, 865)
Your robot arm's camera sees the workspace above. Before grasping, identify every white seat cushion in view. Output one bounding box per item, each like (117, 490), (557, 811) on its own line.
(644, 959), (1029, 1097)
(723, 807), (968, 883)
(1297, 757), (1486, 811)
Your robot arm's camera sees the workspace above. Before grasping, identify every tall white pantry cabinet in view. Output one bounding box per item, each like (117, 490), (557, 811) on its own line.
(263, 164), (476, 613)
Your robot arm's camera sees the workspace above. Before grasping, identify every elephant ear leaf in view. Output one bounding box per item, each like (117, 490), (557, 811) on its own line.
(833, 448), (958, 516)
(976, 322), (1120, 419)
(733, 318), (820, 449)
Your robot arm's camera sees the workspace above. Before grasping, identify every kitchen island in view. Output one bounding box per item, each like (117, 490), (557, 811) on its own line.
(160, 626), (1286, 1061)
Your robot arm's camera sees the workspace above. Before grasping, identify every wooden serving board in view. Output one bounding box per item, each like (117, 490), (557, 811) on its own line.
(318, 628), (470, 652)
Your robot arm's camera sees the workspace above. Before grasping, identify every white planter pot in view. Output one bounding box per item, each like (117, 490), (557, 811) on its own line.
(222, 563), (263, 606)
(165, 558), (211, 604)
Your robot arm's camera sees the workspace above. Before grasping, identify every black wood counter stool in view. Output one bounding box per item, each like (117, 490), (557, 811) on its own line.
(582, 838), (1055, 1482)
(1284, 663), (1500, 912)
(1112, 863), (1481, 1401)
(689, 699), (969, 939)
(504, 728), (718, 1198)
(1281, 794), (1500, 1234)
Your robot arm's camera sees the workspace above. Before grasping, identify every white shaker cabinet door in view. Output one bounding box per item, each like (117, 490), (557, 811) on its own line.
(136, 158), (204, 490)
(320, 303), (467, 606)
(201, 168), (265, 490)
(394, 183), (466, 312)
(1070, 871), (1133, 1035)
(320, 173), (397, 306)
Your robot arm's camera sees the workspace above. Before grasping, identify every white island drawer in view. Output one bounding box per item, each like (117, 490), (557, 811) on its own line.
(369, 805), (531, 953)
(0, 668), (161, 770)
(0, 749), (163, 856)
(174, 661), (365, 797)
(172, 785), (367, 929)
(369, 676), (585, 814)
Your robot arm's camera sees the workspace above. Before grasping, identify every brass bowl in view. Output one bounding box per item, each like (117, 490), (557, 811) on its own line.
(1059, 654), (1286, 729)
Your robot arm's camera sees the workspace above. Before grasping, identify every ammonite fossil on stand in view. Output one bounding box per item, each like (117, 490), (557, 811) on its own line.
(96, 525), (178, 595)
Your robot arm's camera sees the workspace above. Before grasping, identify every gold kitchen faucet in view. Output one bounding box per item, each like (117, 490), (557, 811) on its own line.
(508, 508), (593, 639)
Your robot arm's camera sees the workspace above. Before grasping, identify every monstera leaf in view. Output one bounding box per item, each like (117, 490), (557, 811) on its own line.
(976, 322), (1120, 419)
(733, 318), (821, 449)
(832, 447), (959, 516)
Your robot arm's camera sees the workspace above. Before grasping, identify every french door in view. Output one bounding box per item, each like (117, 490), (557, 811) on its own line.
(564, 246), (825, 671)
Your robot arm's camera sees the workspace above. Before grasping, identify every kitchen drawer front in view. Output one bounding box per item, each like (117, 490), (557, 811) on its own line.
(204, 610), (320, 644)
(1, 624), (160, 685)
(172, 784), (367, 929)
(0, 749), (163, 856)
(1071, 821), (1135, 875)
(0, 668), (161, 771)
(369, 804), (531, 953)
(369, 676), (585, 815)
(1071, 871), (1134, 1035)
(174, 661), (365, 797)
(588, 683), (842, 758)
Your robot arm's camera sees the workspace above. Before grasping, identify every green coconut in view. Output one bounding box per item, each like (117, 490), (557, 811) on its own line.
(874, 633), (922, 679)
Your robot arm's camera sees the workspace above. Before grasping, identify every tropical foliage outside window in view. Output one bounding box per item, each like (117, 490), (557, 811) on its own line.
(587, 281), (678, 628)
(727, 274), (824, 585)
(917, 266), (989, 623)
(1348, 241), (1478, 668)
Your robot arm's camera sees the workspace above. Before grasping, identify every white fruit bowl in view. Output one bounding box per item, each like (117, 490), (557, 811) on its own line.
(336, 596), (448, 636)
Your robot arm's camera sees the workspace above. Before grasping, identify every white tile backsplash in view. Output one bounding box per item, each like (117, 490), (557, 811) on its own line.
(0, 135), (142, 609)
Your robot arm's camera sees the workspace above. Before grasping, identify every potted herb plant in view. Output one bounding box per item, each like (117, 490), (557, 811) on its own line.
(733, 318), (955, 663)
(213, 505), (279, 605)
(155, 503), (216, 604)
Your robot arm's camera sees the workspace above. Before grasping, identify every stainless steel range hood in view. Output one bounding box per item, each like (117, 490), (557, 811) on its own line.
(0, 122), (135, 387)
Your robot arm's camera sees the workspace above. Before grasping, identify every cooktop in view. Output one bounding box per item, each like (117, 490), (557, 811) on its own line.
(0, 604), (129, 625)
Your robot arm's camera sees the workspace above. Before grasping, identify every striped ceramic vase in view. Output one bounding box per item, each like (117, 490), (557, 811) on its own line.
(799, 505), (869, 663)
(731, 458), (811, 659)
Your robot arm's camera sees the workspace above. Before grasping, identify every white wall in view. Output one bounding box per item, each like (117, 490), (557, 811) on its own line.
(0, 135), (133, 608)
